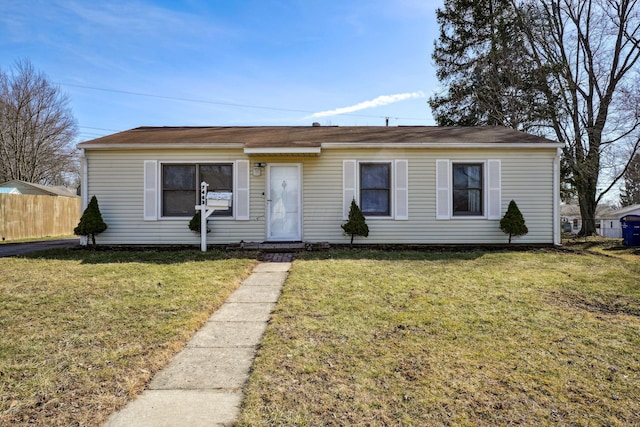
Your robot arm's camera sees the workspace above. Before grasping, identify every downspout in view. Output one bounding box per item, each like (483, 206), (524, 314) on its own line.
(80, 149), (88, 208)
(79, 148), (88, 246)
(553, 148), (561, 246)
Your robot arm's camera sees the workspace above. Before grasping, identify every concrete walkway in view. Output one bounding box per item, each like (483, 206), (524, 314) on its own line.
(104, 261), (291, 427)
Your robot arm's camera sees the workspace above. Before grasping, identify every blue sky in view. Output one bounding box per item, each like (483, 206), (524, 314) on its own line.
(1, 0), (442, 142)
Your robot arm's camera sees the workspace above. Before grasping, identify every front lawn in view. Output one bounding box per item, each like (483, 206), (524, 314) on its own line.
(238, 249), (640, 426)
(0, 249), (257, 426)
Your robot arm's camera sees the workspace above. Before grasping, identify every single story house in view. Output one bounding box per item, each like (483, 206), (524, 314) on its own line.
(598, 204), (640, 238)
(77, 125), (563, 246)
(560, 203), (640, 238)
(560, 203), (613, 235)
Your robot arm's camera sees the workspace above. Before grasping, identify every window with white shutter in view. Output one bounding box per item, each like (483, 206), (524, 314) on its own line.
(436, 159), (501, 220)
(343, 160), (408, 220)
(145, 160), (250, 220)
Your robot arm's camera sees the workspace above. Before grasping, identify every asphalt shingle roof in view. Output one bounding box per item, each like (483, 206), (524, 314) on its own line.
(78, 125), (559, 148)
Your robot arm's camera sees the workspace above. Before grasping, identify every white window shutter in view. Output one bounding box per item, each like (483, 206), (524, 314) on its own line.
(435, 159), (450, 219)
(487, 159), (501, 220)
(143, 160), (158, 221)
(394, 159), (408, 220)
(343, 160), (357, 220)
(235, 160), (250, 220)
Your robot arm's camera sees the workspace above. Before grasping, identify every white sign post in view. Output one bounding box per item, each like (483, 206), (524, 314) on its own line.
(195, 181), (232, 252)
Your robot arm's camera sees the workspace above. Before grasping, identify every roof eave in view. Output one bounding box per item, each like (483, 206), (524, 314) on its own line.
(78, 141), (563, 151)
(321, 142), (564, 149)
(77, 142), (245, 150)
(243, 147), (322, 156)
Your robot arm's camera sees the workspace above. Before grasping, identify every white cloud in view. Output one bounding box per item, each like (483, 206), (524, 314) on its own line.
(310, 91), (425, 118)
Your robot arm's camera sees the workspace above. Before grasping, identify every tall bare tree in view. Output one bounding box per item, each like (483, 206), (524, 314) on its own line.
(519, 0), (640, 235)
(0, 59), (78, 186)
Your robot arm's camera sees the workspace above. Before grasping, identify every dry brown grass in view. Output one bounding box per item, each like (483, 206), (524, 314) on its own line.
(562, 235), (640, 262)
(0, 249), (257, 426)
(238, 248), (640, 426)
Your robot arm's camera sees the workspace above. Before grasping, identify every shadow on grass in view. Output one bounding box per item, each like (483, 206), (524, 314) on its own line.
(602, 244), (640, 253)
(23, 246), (259, 264)
(22, 244), (565, 264)
(562, 238), (640, 258)
(292, 246), (550, 262)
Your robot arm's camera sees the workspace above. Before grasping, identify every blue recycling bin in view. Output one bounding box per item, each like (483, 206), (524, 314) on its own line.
(620, 215), (640, 246)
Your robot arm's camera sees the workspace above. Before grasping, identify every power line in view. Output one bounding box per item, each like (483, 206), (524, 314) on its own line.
(61, 82), (313, 114)
(60, 82), (431, 122)
(80, 126), (121, 132)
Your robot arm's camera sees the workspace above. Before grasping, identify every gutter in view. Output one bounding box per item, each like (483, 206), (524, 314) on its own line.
(243, 147), (322, 155)
(79, 148), (88, 247)
(321, 142), (564, 149)
(79, 148), (87, 209)
(76, 143), (245, 150)
(78, 141), (564, 151)
(553, 147), (561, 246)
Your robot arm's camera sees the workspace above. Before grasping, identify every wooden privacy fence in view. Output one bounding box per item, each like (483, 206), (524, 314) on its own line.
(0, 194), (81, 241)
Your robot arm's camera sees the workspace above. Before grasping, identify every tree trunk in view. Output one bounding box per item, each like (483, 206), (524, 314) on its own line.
(578, 195), (597, 236)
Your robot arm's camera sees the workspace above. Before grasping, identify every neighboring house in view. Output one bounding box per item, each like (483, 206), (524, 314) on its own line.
(559, 203), (611, 235)
(560, 203), (640, 238)
(0, 180), (78, 197)
(77, 125), (563, 246)
(598, 204), (640, 238)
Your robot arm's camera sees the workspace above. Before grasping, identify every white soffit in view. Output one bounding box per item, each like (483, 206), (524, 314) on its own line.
(243, 147), (322, 156)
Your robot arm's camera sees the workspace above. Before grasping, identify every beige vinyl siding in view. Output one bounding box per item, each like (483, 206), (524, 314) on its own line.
(84, 146), (557, 245)
(302, 148), (556, 245)
(85, 149), (264, 245)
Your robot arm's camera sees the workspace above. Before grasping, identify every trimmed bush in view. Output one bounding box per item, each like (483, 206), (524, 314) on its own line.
(341, 199), (369, 246)
(500, 200), (528, 244)
(74, 195), (108, 247)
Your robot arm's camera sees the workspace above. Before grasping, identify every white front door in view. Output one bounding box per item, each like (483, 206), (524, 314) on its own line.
(267, 164), (302, 241)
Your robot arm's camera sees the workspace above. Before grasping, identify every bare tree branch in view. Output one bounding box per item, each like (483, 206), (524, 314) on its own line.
(0, 59), (78, 187)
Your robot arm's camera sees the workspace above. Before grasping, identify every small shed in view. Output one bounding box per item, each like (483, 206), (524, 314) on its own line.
(0, 180), (78, 197)
(0, 187), (20, 195)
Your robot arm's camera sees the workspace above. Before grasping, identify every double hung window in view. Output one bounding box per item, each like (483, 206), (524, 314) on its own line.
(162, 163), (233, 217)
(452, 163), (483, 216)
(360, 162), (391, 216)
(342, 160), (408, 221)
(436, 159), (501, 220)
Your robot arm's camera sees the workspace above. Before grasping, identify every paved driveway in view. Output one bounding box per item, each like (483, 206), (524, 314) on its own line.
(0, 239), (79, 257)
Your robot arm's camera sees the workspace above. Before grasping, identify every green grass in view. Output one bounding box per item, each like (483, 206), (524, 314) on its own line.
(0, 249), (257, 426)
(2, 245), (638, 426)
(238, 248), (640, 426)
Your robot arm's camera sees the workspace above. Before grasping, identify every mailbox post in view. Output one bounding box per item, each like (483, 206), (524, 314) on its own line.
(195, 181), (232, 252)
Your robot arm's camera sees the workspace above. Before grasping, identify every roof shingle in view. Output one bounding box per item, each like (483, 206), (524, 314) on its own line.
(78, 125), (560, 148)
